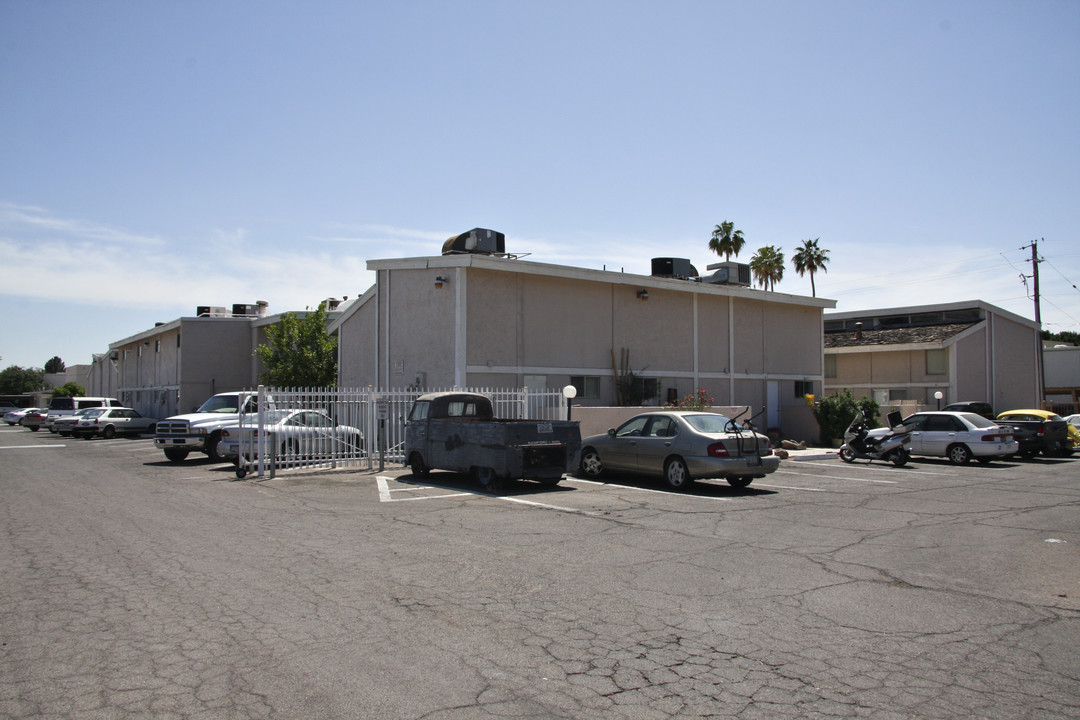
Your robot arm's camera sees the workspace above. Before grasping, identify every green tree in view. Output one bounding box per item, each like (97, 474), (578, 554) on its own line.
(708, 221), (746, 261)
(44, 356), (66, 373)
(791, 238), (830, 298)
(51, 381), (87, 398)
(255, 303), (338, 387)
(749, 245), (785, 291)
(0, 365), (46, 394)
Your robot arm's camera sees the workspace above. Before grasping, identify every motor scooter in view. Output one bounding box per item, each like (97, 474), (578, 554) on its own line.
(839, 410), (911, 467)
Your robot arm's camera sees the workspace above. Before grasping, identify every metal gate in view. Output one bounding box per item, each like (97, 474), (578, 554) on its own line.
(235, 385), (568, 478)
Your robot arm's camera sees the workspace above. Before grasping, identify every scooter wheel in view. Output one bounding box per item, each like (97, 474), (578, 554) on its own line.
(839, 447), (855, 463)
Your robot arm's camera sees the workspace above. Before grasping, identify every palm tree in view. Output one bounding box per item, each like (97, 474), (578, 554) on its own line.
(749, 246), (785, 291)
(708, 221), (746, 261)
(791, 238), (829, 297)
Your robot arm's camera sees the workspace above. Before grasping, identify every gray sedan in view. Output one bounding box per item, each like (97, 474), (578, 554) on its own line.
(577, 411), (779, 490)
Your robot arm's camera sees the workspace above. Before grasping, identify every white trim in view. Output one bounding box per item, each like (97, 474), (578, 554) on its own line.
(454, 266), (467, 387)
(368, 254), (836, 310)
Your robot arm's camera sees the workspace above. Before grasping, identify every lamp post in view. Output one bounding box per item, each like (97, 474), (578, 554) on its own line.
(562, 384), (578, 422)
(934, 390), (943, 410)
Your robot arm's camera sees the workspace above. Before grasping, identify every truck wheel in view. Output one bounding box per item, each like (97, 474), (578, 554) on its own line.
(205, 434), (224, 463)
(29, 426), (39, 432)
(664, 457), (693, 491)
(409, 453), (430, 477)
(474, 467), (504, 494)
(537, 476), (561, 487)
(164, 448), (190, 462)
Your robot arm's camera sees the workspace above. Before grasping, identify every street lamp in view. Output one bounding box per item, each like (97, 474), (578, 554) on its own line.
(562, 384), (578, 421)
(934, 390), (943, 410)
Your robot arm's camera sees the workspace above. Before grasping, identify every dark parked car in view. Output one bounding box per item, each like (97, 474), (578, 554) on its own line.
(994, 409), (1073, 458)
(941, 401), (995, 420)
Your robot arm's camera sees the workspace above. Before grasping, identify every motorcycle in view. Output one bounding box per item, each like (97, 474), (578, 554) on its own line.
(839, 410), (911, 467)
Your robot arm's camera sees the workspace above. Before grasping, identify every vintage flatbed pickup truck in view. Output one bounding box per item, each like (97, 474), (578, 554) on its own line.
(404, 391), (581, 493)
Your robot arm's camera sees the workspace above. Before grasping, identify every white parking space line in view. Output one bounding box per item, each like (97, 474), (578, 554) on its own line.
(754, 483), (828, 492)
(0, 444), (67, 450)
(563, 477), (741, 498)
(377, 476), (601, 516)
(774, 469), (897, 484)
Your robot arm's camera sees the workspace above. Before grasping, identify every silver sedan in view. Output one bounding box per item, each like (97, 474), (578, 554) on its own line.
(577, 411), (779, 490)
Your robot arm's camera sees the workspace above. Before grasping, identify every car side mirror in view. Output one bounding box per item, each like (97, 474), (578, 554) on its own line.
(607, 428), (616, 437)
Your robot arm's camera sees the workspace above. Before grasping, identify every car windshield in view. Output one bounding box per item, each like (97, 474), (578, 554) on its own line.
(683, 414), (734, 433)
(197, 396), (242, 413)
(955, 413), (996, 428)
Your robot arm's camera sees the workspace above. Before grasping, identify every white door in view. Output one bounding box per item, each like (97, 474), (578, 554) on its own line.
(767, 381), (781, 431)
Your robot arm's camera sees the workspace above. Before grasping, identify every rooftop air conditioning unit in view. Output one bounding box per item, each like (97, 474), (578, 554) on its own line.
(232, 303), (259, 317)
(442, 228), (506, 255)
(703, 262), (751, 287)
(196, 306), (229, 317)
(651, 257), (699, 279)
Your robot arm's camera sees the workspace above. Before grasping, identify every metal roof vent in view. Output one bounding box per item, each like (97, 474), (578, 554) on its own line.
(442, 228), (506, 255)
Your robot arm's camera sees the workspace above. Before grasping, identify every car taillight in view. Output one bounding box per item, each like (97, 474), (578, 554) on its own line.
(982, 433), (1011, 442)
(707, 442), (729, 457)
(1037, 426), (1046, 436)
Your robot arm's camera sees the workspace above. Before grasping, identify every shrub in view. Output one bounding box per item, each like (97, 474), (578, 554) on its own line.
(812, 390), (880, 444)
(668, 387), (714, 411)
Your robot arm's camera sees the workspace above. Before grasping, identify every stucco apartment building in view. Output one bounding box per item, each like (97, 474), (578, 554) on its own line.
(823, 300), (1042, 413)
(86, 302), (349, 419)
(330, 242), (835, 439)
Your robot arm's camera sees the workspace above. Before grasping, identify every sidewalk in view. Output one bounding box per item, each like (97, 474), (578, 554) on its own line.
(778, 446), (838, 462)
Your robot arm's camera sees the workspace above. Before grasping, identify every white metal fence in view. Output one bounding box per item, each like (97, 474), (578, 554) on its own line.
(235, 386), (569, 478)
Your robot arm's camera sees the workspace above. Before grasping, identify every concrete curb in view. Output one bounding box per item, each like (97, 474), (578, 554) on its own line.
(780, 449), (838, 462)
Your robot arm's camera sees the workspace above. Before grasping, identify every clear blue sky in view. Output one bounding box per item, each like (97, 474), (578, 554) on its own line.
(2, 0), (1078, 370)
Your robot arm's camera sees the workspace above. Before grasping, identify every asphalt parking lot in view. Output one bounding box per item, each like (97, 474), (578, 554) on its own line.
(2, 427), (1079, 719)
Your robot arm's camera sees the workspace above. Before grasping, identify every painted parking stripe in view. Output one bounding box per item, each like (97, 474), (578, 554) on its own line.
(378, 476), (601, 516)
(0, 444), (67, 450)
(563, 477), (745, 498)
(774, 469), (897, 484)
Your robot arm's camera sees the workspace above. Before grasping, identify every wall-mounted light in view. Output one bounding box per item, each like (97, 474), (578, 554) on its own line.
(637, 289), (649, 300)
(434, 275), (449, 289)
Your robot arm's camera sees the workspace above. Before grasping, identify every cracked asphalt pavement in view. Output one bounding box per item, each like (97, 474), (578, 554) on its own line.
(2, 427), (1078, 719)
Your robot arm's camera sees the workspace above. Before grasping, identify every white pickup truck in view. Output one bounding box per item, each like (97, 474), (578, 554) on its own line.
(154, 392), (260, 462)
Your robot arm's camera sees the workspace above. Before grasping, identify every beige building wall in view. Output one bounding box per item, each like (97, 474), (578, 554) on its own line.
(333, 254), (834, 438)
(825, 301), (1041, 412)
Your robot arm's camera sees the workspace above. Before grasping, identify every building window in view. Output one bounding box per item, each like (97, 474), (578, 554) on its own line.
(570, 376), (601, 399)
(794, 380), (814, 398)
(824, 355), (837, 378)
(155, 340), (161, 353)
(926, 349), (946, 375)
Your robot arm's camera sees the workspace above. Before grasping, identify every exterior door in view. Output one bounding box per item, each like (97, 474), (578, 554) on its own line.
(767, 381), (781, 431)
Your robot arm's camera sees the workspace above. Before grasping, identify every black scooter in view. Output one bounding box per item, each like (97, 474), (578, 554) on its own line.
(839, 410), (911, 467)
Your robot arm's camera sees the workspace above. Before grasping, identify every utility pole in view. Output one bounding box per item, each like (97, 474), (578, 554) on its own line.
(1021, 239), (1045, 405)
